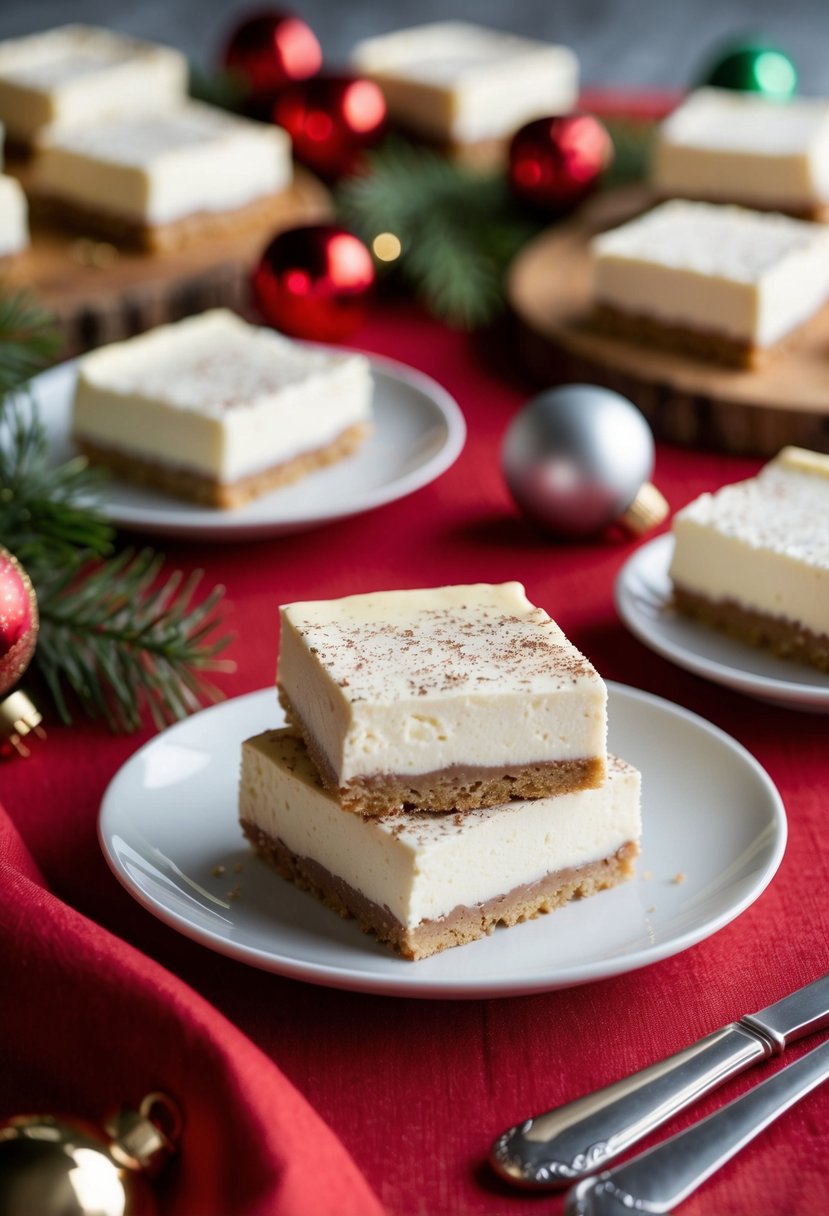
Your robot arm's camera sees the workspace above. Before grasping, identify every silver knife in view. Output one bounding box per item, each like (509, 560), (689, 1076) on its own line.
(565, 1035), (829, 1214)
(490, 971), (829, 1189)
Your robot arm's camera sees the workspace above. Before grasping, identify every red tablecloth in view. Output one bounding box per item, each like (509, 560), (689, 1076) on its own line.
(2, 303), (828, 1216)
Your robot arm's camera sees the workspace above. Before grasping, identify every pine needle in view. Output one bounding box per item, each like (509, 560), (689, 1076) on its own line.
(0, 292), (62, 397)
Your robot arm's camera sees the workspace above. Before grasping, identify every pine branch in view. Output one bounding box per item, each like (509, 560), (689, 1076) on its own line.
(0, 292), (62, 397)
(602, 117), (656, 189)
(34, 550), (235, 731)
(0, 392), (114, 573)
(337, 138), (541, 329)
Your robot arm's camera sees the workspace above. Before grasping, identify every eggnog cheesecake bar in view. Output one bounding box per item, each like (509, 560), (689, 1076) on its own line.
(0, 172), (27, 260)
(670, 446), (829, 670)
(0, 25), (187, 148)
(240, 729), (640, 960)
(72, 310), (373, 509)
(652, 88), (829, 218)
(591, 199), (829, 367)
(31, 100), (292, 251)
(277, 583), (607, 815)
(351, 22), (578, 156)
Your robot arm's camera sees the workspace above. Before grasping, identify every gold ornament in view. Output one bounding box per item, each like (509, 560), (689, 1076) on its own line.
(0, 1093), (181, 1216)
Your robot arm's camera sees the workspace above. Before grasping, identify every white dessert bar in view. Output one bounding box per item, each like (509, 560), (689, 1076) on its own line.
(32, 100), (292, 251)
(670, 446), (829, 670)
(277, 582), (607, 815)
(652, 87), (829, 218)
(240, 729), (640, 960)
(350, 21), (578, 147)
(0, 172), (27, 259)
(591, 199), (829, 367)
(0, 25), (187, 146)
(71, 310), (373, 509)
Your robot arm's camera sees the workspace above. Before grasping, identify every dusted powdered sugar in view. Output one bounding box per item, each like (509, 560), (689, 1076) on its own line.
(593, 200), (829, 282)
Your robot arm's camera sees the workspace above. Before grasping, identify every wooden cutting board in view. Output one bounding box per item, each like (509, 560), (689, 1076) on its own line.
(506, 185), (829, 456)
(4, 164), (332, 356)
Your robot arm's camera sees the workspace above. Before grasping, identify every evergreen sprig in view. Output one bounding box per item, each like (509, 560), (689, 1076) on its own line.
(337, 138), (542, 329)
(34, 551), (233, 731)
(0, 291), (234, 732)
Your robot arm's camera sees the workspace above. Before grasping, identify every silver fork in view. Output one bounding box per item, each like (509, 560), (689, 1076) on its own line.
(566, 1036), (829, 1214)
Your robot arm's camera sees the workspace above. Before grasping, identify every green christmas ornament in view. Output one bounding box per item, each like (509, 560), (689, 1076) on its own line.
(699, 41), (797, 100)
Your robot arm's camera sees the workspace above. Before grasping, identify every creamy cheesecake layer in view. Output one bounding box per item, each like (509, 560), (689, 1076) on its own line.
(670, 447), (829, 659)
(277, 583), (607, 813)
(240, 729), (640, 958)
(0, 25), (187, 145)
(72, 310), (373, 487)
(351, 22), (578, 144)
(592, 200), (829, 352)
(0, 172), (27, 257)
(33, 100), (291, 227)
(652, 88), (829, 214)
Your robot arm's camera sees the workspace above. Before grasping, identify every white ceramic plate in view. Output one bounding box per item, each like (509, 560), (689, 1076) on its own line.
(616, 534), (829, 713)
(31, 352), (466, 541)
(98, 683), (786, 1000)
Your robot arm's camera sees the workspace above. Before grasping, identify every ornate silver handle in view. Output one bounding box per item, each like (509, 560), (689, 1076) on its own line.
(490, 1022), (771, 1188)
(565, 1036), (829, 1214)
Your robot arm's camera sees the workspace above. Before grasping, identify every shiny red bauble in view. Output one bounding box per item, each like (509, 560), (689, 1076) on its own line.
(0, 547), (38, 698)
(273, 73), (386, 179)
(253, 224), (375, 341)
(509, 114), (613, 212)
(222, 9), (322, 108)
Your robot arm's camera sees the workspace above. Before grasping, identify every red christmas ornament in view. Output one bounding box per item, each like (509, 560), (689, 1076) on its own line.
(222, 9), (322, 111)
(0, 547), (39, 698)
(253, 224), (375, 341)
(509, 114), (613, 212)
(273, 72), (386, 179)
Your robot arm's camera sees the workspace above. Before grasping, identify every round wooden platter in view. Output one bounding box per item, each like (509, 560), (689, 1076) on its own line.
(506, 185), (829, 456)
(3, 166), (332, 356)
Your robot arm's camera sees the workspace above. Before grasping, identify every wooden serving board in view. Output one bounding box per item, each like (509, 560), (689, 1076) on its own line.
(506, 185), (829, 456)
(4, 166), (332, 356)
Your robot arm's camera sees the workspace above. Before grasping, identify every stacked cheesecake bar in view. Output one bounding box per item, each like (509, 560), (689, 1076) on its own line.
(239, 583), (641, 960)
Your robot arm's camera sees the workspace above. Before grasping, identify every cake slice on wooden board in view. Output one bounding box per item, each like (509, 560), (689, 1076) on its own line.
(240, 729), (640, 961)
(0, 25), (188, 148)
(71, 309), (374, 509)
(31, 100), (292, 252)
(651, 87), (829, 219)
(590, 199), (829, 368)
(277, 582), (608, 815)
(669, 446), (829, 670)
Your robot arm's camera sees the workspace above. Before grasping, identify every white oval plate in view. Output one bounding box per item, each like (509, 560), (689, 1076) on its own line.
(616, 534), (829, 712)
(98, 683), (786, 1000)
(33, 351), (466, 541)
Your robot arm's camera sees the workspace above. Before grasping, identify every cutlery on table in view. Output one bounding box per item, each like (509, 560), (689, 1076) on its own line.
(490, 972), (829, 1188)
(565, 1035), (829, 1214)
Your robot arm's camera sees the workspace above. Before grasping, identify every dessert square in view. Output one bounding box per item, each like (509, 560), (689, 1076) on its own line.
(240, 729), (640, 961)
(277, 582), (607, 815)
(350, 21), (578, 150)
(0, 25), (188, 147)
(669, 446), (829, 670)
(590, 199), (829, 368)
(0, 172), (27, 260)
(71, 309), (373, 509)
(652, 87), (829, 219)
(31, 100), (292, 251)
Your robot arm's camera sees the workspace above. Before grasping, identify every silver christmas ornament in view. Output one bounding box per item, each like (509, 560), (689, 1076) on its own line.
(501, 385), (668, 538)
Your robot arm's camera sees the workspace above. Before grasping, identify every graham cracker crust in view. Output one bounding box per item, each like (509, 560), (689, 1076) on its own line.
(590, 304), (766, 369)
(31, 186), (295, 253)
(673, 586), (829, 672)
(278, 690), (606, 815)
(76, 422), (371, 509)
(241, 819), (639, 960)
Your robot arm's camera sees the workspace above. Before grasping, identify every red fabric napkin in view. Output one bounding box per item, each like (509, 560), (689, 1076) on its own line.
(0, 806), (384, 1216)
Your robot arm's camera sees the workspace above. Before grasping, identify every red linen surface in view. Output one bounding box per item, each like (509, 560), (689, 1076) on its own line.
(2, 302), (829, 1216)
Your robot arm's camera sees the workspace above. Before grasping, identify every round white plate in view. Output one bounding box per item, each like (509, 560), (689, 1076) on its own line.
(98, 683), (786, 1000)
(616, 534), (829, 713)
(33, 351), (466, 541)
